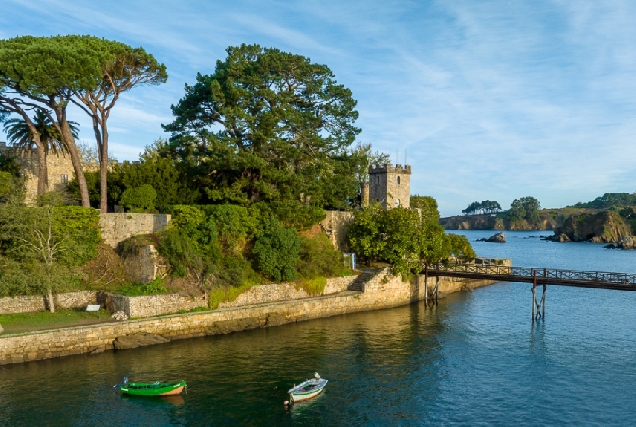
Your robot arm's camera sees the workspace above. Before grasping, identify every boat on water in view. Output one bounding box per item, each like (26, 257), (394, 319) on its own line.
(114, 377), (187, 396)
(287, 373), (328, 403)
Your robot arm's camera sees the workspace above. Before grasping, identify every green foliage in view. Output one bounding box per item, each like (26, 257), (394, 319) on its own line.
(348, 199), (473, 276)
(252, 219), (301, 282)
(573, 193), (636, 209)
(0, 151), (21, 176)
(462, 200), (502, 215)
(216, 255), (259, 288)
(116, 278), (169, 296)
(158, 226), (220, 277)
(0, 257), (84, 297)
(66, 166), (125, 207)
(0, 308), (105, 334)
(347, 203), (386, 263)
(120, 184), (157, 212)
(410, 195), (440, 220)
(0, 171), (13, 198)
(297, 234), (349, 279)
(446, 233), (476, 259)
(0, 205), (100, 268)
(509, 196), (541, 224)
(121, 140), (200, 210)
(297, 276), (327, 296)
(163, 43), (361, 208)
(269, 201), (326, 230)
(201, 204), (258, 254)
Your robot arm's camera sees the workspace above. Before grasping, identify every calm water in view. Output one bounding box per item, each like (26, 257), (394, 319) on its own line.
(2, 230), (636, 426)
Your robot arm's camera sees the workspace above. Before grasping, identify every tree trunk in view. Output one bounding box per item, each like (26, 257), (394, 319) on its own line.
(47, 289), (55, 313)
(99, 115), (108, 213)
(56, 111), (90, 207)
(36, 142), (48, 197)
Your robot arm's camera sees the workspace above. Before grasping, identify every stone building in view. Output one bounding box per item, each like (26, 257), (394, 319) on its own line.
(363, 163), (412, 208)
(0, 141), (77, 205)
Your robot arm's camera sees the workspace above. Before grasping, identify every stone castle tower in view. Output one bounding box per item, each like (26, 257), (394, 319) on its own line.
(363, 163), (411, 208)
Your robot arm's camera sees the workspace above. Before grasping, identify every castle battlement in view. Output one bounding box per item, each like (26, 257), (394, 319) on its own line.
(369, 163), (412, 175)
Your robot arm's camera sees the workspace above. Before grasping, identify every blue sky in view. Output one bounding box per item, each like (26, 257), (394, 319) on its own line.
(2, 0), (636, 216)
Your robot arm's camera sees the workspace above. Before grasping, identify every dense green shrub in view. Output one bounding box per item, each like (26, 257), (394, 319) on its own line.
(0, 257), (83, 297)
(252, 220), (301, 282)
(216, 255), (259, 288)
(0, 205), (100, 267)
(120, 184), (157, 212)
(297, 234), (349, 279)
(201, 204), (258, 254)
(270, 201), (326, 230)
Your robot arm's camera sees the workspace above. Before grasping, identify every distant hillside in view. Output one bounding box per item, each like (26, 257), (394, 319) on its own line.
(442, 191), (636, 244)
(571, 193), (636, 209)
(440, 208), (593, 231)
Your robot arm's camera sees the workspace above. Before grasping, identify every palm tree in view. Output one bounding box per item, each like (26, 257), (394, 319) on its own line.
(3, 111), (79, 196)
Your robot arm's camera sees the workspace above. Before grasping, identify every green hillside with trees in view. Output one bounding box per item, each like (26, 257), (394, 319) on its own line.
(0, 37), (471, 311)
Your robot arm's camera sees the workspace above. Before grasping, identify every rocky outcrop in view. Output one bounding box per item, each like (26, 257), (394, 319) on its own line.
(549, 211), (631, 243)
(113, 333), (170, 350)
(477, 232), (506, 243)
(440, 215), (502, 230)
(615, 236), (636, 250)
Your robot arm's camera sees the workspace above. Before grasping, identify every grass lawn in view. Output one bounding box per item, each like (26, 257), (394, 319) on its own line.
(0, 308), (111, 335)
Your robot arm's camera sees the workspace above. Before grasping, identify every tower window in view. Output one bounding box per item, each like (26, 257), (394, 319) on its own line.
(397, 176), (401, 185)
(60, 174), (68, 184)
(396, 199), (401, 207)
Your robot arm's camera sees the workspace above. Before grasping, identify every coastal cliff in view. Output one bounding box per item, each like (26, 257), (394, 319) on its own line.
(548, 211), (631, 243)
(440, 214), (559, 231)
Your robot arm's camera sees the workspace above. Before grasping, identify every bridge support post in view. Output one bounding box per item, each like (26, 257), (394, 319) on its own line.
(532, 271), (546, 322)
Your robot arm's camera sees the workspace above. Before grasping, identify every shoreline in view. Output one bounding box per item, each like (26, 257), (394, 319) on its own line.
(0, 273), (499, 365)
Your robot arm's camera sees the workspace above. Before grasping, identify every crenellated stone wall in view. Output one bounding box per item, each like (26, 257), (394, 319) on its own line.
(99, 213), (171, 248)
(0, 291), (98, 315)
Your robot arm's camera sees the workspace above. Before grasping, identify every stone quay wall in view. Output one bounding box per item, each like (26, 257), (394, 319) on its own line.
(0, 291), (98, 315)
(0, 271), (499, 365)
(99, 213), (171, 248)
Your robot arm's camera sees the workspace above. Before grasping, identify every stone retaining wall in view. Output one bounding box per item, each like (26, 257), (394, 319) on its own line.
(99, 213), (171, 248)
(218, 276), (357, 309)
(0, 291), (98, 314)
(102, 293), (208, 318)
(0, 272), (498, 365)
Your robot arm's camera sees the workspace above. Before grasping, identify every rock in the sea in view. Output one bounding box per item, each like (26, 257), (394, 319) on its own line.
(604, 244), (617, 249)
(113, 333), (170, 350)
(477, 232), (506, 243)
(543, 233), (571, 242)
(618, 236), (636, 250)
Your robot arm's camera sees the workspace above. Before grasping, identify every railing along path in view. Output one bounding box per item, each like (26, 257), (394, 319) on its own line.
(428, 264), (636, 290)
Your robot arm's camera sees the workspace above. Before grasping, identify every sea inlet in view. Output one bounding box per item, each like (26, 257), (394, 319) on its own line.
(2, 230), (636, 426)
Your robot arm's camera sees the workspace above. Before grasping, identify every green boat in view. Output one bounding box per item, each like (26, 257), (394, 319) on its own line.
(115, 377), (187, 396)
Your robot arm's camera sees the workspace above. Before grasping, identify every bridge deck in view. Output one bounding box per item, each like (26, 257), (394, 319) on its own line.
(427, 264), (636, 291)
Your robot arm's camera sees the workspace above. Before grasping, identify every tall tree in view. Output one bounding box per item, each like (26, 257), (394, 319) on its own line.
(0, 35), (164, 208)
(0, 36), (98, 206)
(163, 44), (361, 208)
(69, 39), (167, 212)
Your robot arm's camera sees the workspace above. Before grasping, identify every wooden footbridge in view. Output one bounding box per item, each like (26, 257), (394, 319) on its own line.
(425, 263), (636, 321)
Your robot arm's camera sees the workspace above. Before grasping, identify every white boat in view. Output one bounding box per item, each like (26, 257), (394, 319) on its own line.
(288, 372), (328, 403)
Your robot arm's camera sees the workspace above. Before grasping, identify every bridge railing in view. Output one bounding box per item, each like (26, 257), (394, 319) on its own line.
(432, 264), (636, 285)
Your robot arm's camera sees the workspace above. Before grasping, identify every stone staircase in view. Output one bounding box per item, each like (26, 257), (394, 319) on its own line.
(347, 268), (379, 292)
